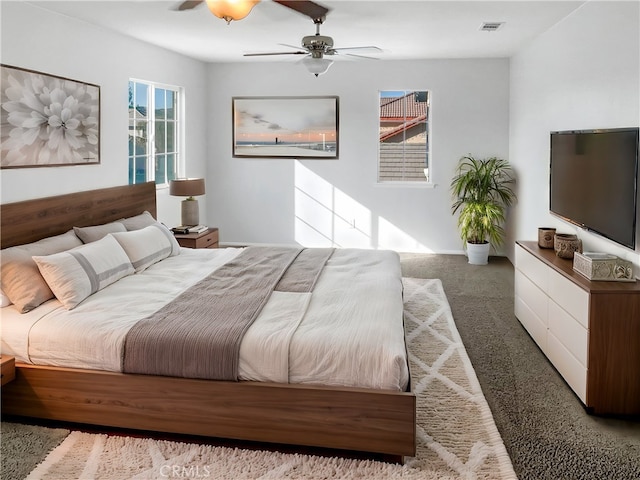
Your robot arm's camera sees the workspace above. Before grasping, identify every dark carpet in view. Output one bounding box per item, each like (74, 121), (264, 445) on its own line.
(400, 252), (640, 480)
(0, 422), (69, 480)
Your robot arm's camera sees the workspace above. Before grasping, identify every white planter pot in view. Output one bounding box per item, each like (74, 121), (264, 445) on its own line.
(467, 242), (490, 265)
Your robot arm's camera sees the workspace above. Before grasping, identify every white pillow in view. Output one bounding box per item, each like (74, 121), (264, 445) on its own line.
(156, 223), (181, 257)
(112, 224), (179, 273)
(1, 230), (83, 313)
(74, 222), (126, 243)
(33, 235), (134, 310)
(120, 211), (157, 231)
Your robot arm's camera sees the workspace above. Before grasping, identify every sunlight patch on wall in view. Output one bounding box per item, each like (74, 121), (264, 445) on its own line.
(294, 162), (372, 248)
(378, 216), (434, 253)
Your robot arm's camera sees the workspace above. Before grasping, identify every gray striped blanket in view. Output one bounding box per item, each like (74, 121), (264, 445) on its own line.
(122, 246), (333, 380)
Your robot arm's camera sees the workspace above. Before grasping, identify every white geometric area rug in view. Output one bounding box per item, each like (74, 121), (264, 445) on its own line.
(26, 278), (516, 480)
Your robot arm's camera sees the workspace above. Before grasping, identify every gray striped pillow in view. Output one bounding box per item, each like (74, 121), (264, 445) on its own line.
(33, 235), (134, 310)
(111, 224), (178, 273)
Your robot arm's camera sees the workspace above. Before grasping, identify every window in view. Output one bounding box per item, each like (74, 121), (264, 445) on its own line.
(378, 90), (430, 183)
(128, 80), (181, 186)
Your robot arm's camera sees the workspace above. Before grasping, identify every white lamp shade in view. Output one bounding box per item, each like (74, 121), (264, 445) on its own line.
(302, 56), (333, 77)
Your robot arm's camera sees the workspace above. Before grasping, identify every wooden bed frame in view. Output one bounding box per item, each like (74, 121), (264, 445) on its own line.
(1, 182), (416, 460)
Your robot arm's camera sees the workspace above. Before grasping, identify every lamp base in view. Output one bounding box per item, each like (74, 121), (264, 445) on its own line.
(181, 199), (199, 227)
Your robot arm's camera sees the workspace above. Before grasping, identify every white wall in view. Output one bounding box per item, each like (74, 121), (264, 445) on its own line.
(0, 2), (209, 227)
(509, 1), (640, 272)
(207, 58), (510, 252)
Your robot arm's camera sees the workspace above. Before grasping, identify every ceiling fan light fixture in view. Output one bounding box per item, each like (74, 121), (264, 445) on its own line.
(205, 0), (260, 24)
(302, 56), (333, 77)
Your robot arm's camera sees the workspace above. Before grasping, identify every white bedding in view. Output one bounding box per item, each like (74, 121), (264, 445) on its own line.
(1, 247), (409, 391)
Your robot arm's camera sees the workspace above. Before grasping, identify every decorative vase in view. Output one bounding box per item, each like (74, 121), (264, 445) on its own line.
(554, 233), (582, 259)
(467, 242), (490, 265)
(538, 228), (556, 248)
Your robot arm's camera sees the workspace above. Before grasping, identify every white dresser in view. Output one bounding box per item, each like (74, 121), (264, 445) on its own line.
(514, 241), (640, 416)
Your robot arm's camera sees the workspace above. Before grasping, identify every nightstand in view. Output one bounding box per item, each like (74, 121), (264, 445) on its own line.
(1, 355), (15, 386)
(174, 227), (219, 249)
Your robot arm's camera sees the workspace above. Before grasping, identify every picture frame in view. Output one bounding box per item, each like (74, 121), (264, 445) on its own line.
(232, 96), (339, 159)
(1, 64), (100, 169)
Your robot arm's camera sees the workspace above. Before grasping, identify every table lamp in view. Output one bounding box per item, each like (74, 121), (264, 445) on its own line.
(169, 178), (205, 226)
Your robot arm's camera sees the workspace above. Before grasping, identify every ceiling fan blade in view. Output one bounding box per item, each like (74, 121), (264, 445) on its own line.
(341, 52), (380, 60)
(331, 46), (383, 53)
(279, 43), (306, 50)
(273, 0), (330, 21)
(174, 0), (204, 11)
(244, 51), (308, 56)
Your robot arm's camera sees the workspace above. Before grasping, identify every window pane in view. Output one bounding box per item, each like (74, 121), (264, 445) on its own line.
(166, 122), (175, 153)
(128, 82), (135, 116)
(134, 156), (147, 184)
(135, 83), (148, 117)
(155, 88), (165, 120)
(128, 157), (134, 184)
(155, 121), (166, 154)
(155, 154), (166, 185)
(167, 90), (175, 120)
(128, 119), (136, 156)
(135, 122), (148, 156)
(414, 91), (428, 103)
(167, 154), (176, 181)
(379, 90), (429, 182)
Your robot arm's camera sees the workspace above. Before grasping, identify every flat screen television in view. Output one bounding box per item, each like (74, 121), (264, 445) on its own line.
(549, 128), (639, 250)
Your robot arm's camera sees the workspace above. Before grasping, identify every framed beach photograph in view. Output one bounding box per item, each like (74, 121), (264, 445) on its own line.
(1, 64), (100, 169)
(233, 96), (339, 159)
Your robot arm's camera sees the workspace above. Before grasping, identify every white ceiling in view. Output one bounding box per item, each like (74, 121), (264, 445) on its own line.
(27, 0), (585, 63)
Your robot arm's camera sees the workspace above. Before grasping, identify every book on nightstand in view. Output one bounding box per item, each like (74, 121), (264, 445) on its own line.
(172, 225), (208, 235)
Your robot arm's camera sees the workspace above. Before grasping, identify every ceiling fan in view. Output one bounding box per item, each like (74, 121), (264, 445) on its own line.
(175, 0), (381, 76)
(244, 16), (382, 74)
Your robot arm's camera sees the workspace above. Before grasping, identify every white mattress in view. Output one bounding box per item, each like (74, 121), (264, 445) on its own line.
(1, 247), (408, 391)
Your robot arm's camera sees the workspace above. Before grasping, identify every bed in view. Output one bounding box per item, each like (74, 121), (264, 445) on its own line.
(0, 182), (416, 460)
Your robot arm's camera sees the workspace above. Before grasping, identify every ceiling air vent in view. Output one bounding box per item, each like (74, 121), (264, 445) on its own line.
(479, 22), (504, 32)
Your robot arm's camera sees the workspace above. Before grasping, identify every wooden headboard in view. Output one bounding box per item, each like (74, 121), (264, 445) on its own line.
(1, 182), (157, 249)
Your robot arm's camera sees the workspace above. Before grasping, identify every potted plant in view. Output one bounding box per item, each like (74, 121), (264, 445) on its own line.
(450, 155), (516, 265)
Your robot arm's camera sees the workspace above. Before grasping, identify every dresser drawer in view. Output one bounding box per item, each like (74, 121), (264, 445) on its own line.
(515, 295), (548, 352)
(515, 269), (548, 328)
(548, 300), (588, 367)
(515, 245), (549, 293)
(547, 331), (587, 403)
(548, 269), (589, 328)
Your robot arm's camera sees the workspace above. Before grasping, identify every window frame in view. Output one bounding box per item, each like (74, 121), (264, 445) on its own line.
(128, 79), (183, 187)
(377, 90), (432, 186)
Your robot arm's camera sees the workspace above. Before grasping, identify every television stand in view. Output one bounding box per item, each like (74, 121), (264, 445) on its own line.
(514, 241), (640, 416)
